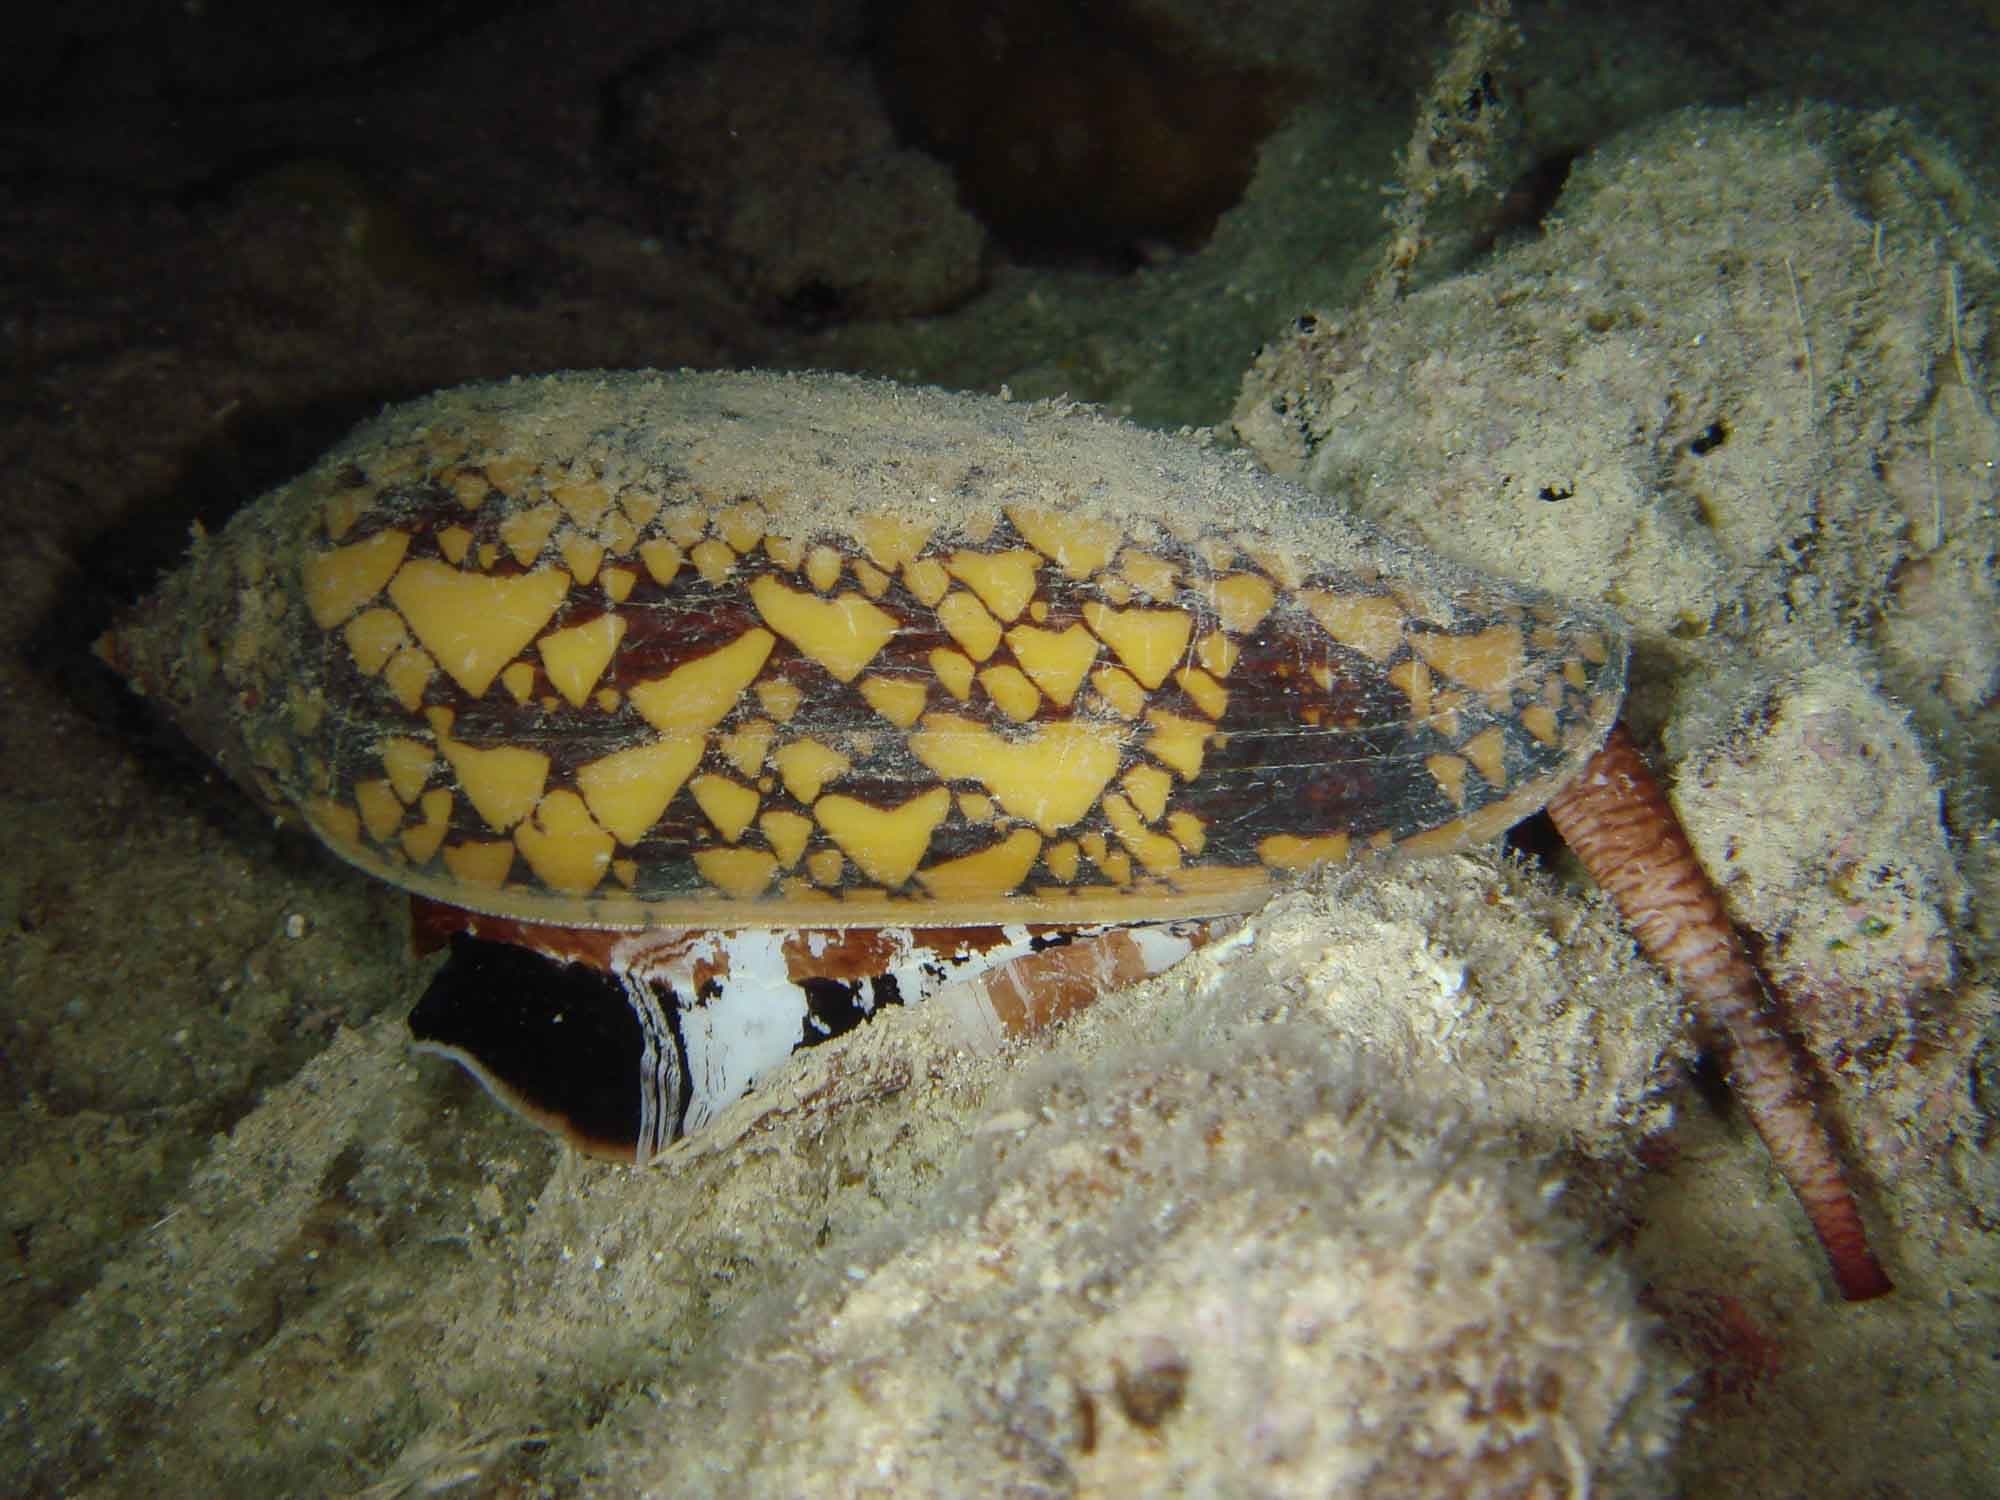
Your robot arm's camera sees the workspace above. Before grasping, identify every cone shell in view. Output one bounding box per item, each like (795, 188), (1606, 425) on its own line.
(99, 370), (1628, 929)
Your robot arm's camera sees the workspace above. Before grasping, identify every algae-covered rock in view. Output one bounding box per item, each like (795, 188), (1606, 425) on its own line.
(592, 1026), (1682, 1498)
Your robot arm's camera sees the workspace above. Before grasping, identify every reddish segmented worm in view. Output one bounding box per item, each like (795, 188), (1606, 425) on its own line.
(1548, 723), (1893, 1301)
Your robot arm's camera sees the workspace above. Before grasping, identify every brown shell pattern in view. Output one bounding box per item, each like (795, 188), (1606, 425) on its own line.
(105, 370), (1629, 929)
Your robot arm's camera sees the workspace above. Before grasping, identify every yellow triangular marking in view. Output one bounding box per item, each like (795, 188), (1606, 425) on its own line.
(857, 514), (933, 571)
(691, 774), (760, 843)
(576, 734), (705, 845)
(538, 612), (627, 708)
(929, 647), (974, 700)
(304, 529), (410, 629)
(1003, 622), (1097, 707)
(1044, 838), (1080, 883)
(720, 719), (775, 778)
(598, 509), (638, 556)
(439, 735), (549, 832)
(693, 847), (778, 900)
(515, 789), (613, 893)
(763, 533), (804, 571)
(907, 713), (1123, 835)
(902, 556), (950, 607)
(758, 809), (813, 868)
(1142, 709), (1209, 779)
(1121, 763), (1172, 823)
(1302, 590), (1404, 663)
(1102, 791), (1182, 875)
(691, 538), (735, 584)
(916, 828), (1042, 901)
(628, 628), (776, 735)
(388, 560), (570, 697)
(1195, 630), (1239, 679)
(1081, 601), (1194, 690)
(1005, 506), (1118, 579)
(947, 548), (1040, 622)
(749, 575), (899, 683)
(805, 545), (842, 594)
(773, 738), (850, 803)
(859, 674), (928, 729)
(343, 607), (408, 676)
(382, 645), (434, 712)
(755, 676), (802, 724)
(551, 477), (611, 528)
(558, 531), (605, 586)
(443, 839), (514, 888)
(1090, 665), (1145, 719)
(977, 664), (1041, 722)
(1461, 726), (1508, 788)
(401, 789), (452, 863)
(936, 589), (1000, 661)
(1173, 666), (1228, 720)
(1410, 625), (1526, 694)
(1115, 549), (1177, 599)
(354, 779), (402, 843)
(619, 488), (663, 530)
(813, 786), (950, 889)
(1208, 572), (1276, 634)
(498, 503), (560, 567)
(716, 502), (767, 554)
(638, 539), (682, 585)
(500, 661), (536, 704)
(379, 737), (435, 804)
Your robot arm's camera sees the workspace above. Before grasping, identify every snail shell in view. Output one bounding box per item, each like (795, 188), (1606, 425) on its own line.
(100, 369), (1628, 1157)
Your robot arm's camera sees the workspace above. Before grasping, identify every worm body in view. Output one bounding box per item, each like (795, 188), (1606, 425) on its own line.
(1549, 724), (1892, 1301)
